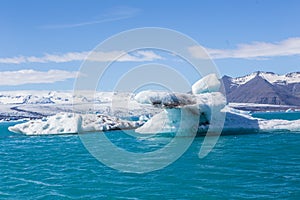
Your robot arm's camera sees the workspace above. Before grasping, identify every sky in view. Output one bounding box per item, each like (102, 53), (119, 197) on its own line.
(1, 0), (300, 91)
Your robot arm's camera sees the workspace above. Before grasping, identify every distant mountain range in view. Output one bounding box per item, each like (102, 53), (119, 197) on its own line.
(222, 71), (300, 106)
(0, 71), (299, 107)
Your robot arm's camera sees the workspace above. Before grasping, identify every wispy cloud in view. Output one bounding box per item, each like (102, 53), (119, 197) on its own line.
(6, 38), (299, 65)
(189, 37), (300, 60)
(0, 70), (78, 86)
(0, 50), (163, 64)
(42, 6), (140, 29)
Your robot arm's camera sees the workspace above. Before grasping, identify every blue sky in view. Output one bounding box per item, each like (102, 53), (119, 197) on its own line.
(0, 0), (300, 90)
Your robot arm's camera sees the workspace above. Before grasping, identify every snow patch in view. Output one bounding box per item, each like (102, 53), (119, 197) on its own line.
(231, 71), (300, 85)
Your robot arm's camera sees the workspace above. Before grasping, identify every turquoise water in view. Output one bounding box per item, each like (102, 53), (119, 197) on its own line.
(251, 111), (300, 120)
(1, 114), (300, 199)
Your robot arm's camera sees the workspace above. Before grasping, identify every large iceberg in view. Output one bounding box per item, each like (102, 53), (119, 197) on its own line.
(135, 92), (226, 134)
(135, 73), (226, 134)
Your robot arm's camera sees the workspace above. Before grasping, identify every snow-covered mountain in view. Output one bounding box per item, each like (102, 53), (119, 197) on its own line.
(222, 71), (300, 106)
(230, 71), (300, 85)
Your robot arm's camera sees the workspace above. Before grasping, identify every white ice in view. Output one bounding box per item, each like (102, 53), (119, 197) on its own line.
(8, 112), (144, 135)
(191, 73), (221, 94)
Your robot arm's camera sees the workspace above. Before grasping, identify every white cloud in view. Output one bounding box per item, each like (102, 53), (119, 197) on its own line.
(0, 50), (163, 64)
(86, 50), (162, 62)
(0, 70), (78, 86)
(42, 6), (140, 29)
(0, 56), (27, 64)
(189, 37), (300, 60)
(6, 37), (299, 65)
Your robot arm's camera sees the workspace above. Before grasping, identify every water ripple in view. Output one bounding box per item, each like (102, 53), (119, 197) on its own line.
(1, 122), (300, 199)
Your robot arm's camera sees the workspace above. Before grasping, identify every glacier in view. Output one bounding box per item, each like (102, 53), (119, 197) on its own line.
(6, 73), (300, 135)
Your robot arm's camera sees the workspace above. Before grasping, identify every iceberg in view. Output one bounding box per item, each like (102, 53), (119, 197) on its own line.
(135, 92), (226, 134)
(8, 112), (144, 135)
(258, 119), (300, 132)
(221, 107), (300, 133)
(135, 74), (226, 135)
(8, 113), (82, 135)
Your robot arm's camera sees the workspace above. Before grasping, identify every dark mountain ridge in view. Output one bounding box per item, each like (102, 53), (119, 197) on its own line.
(222, 71), (300, 106)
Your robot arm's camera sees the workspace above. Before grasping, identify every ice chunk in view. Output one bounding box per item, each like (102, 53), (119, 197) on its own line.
(135, 91), (226, 135)
(220, 109), (300, 133)
(194, 92), (226, 122)
(8, 112), (144, 135)
(192, 73), (221, 94)
(258, 119), (300, 132)
(81, 114), (143, 132)
(8, 113), (82, 135)
(136, 105), (200, 136)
